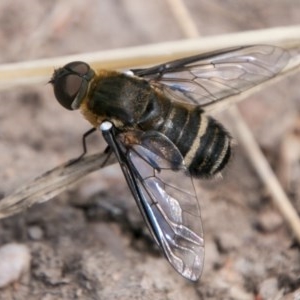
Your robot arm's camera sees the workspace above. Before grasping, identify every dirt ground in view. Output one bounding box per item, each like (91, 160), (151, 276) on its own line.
(0, 1), (300, 299)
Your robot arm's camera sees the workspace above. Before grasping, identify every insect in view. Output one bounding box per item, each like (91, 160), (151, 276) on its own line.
(50, 45), (290, 281)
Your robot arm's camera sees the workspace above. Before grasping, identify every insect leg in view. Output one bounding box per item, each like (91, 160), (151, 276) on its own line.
(80, 127), (97, 157)
(100, 146), (114, 168)
(67, 127), (96, 165)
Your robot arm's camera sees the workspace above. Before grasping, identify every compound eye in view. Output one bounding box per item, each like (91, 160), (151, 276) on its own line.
(51, 61), (90, 110)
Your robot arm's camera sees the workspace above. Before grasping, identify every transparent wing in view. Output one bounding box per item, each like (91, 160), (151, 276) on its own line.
(131, 45), (290, 109)
(114, 130), (204, 281)
(0, 152), (116, 219)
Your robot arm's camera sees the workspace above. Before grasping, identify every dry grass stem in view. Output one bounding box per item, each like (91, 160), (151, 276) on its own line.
(0, 25), (300, 90)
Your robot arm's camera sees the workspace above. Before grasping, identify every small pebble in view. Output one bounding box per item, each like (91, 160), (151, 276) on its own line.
(256, 211), (283, 232)
(215, 232), (241, 253)
(258, 277), (279, 300)
(204, 240), (221, 269)
(28, 225), (44, 240)
(0, 243), (31, 288)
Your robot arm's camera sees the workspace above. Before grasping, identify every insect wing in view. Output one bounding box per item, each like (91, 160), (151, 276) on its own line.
(131, 45), (290, 109)
(114, 130), (204, 281)
(0, 152), (116, 219)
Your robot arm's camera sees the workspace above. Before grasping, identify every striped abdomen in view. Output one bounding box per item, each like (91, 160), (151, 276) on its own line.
(152, 102), (231, 177)
(83, 72), (231, 177)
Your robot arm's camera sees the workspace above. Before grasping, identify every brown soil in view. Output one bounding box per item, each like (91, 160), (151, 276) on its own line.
(0, 1), (300, 299)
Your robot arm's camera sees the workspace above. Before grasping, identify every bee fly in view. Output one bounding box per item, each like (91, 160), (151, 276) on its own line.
(50, 45), (291, 281)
